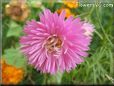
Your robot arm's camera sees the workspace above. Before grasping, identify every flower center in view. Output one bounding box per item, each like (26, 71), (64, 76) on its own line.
(11, 6), (23, 16)
(45, 35), (62, 53)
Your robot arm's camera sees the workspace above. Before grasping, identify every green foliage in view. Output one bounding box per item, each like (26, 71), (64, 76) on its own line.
(6, 20), (23, 37)
(20, 66), (44, 85)
(3, 48), (27, 69)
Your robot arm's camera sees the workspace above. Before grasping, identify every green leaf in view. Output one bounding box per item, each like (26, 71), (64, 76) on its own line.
(6, 21), (23, 37)
(27, 0), (42, 8)
(3, 47), (27, 69)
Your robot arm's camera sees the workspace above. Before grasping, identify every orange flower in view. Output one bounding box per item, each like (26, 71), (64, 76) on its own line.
(1, 59), (24, 85)
(57, 8), (74, 18)
(5, 0), (30, 21)
(63, 0), (79, 8)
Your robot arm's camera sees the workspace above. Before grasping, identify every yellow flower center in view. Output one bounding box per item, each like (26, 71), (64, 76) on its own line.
(45, 35), (62, 53)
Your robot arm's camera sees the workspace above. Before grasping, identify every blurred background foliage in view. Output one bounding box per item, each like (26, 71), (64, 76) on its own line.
(1, 0), (114, 85)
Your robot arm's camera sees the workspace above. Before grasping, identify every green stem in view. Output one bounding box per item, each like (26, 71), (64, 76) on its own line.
(43, 73), (47, 84)
(55, 71), (63, 84)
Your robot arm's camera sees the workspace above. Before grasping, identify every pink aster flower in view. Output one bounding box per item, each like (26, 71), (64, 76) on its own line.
(82, 22), (95, 37)
(20, 9), (94, 74)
